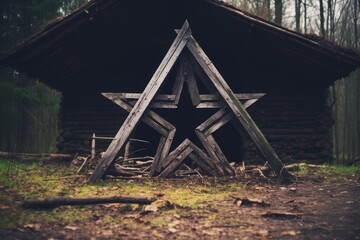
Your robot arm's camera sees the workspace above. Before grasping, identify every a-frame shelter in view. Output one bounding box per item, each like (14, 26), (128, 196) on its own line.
(88, 21), (292, 183)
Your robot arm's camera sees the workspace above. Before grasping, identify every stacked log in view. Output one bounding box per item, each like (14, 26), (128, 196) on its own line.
(58, 93), (126, 155)
(59, 92), (333, 165)
(243, 93), (332, 164)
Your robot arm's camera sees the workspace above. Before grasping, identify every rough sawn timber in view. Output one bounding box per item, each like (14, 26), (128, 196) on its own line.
(88, 21), (191, 183)
(185, 35), (293, 179)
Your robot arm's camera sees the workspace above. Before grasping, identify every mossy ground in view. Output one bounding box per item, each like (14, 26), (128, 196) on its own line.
(1, 158), (359, 239)
(0, 158), (246, 228)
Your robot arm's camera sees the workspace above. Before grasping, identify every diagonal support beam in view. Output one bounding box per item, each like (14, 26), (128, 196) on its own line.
(87, 22), (191, 183)
(101, 94), (176, 177)
(186, 34), (293, 179)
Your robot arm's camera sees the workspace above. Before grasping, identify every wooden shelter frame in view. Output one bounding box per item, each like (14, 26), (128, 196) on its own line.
(88, 21), (292, 183)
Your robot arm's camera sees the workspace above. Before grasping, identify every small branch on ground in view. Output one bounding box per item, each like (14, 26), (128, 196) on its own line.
(22, 195), (156, 209)
(230, 196), (270, 207)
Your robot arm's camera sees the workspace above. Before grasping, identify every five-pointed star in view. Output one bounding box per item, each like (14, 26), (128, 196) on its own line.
(102, 91), (264, 177)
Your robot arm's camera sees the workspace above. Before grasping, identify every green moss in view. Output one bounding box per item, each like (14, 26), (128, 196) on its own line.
(147, 218), (168, 227)
(293, 163), (360, 176)
(0, 159), (247, 228)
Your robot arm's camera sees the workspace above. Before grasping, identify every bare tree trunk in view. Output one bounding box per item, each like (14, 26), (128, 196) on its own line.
(275, 0), (283, 24)
(267, 0), (271, 20)
(354, 0), (359, 48)
(320, 0), (326, 36)
(304, 0), (308, 33)
(295, 0), (302, 31)
(328, 0), (335, 40)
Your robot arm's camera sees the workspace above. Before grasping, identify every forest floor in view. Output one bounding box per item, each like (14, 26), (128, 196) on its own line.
(0, 159), (359, 240)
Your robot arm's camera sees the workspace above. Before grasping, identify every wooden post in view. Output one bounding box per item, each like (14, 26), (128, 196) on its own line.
(124, 141), (130, 161)
(91, 133), (96, 160)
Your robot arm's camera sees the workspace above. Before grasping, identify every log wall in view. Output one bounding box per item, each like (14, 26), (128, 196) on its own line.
(58, 92), (333, 164)
(243, 93), (333, 164)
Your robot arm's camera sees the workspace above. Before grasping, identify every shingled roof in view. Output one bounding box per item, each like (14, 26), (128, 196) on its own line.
(0, 0), (359, 91)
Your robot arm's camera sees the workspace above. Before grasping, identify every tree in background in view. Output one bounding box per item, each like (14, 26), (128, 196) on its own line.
(225, 0), (359, 48)
(0, 0), (88, 153)
(225, 0), (359, 164)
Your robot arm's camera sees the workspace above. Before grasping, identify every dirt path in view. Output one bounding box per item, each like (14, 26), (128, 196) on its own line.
(1, 174), (360, 239)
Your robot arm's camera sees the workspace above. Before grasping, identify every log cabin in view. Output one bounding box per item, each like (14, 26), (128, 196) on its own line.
(1, 0), (359, 164)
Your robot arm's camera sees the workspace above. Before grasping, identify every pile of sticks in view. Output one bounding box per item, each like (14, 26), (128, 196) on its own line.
(73, 154), (210, 179)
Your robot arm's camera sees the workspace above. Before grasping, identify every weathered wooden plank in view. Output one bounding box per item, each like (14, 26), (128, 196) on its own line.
(200, 100), (259, 136)
(105, 93), (176, 101)
(150, 136), (167, 177)
(199, 94), (265, 101)
(242, 99), (261, 109)
(189, 55), (217, 94)
(161, 129), (176, 160)
(88, 23), (191, 183)
(159, 142), (193, 178)
(188, 152), (217, 176)
(161, 139), (191, 168)
(172, 55), (187, 105)
(196, 102), (226, 108)
(104, 94), (176, 134)
(195, 130), (226, 176)
(205, 134), (235, 175)
(104, 96), (169, 136)
(197, 108), (228, 132)
(127, 101), (178, 109)
(185, 58), (201, 106)
(186, 35), (292, 179)
(154, 128), (176, 174)
(188, 142), (219, 176)
(204, 112), (233, 136)
(149, 102), (178, 109)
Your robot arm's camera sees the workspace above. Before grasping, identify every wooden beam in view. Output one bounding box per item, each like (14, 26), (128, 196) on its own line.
(151, 128), (176, 175)
(159, 139), (193, 177)
(188, 142), (219, 176)
(199, 93), (265, 101)
(161, 139), (191, 169)
(172, 55), (187, 104)
(102, 96), (176, 134)
(185, 57), (201, 106)
(88, 22), (190, 182)
(186, 35), (292, 179)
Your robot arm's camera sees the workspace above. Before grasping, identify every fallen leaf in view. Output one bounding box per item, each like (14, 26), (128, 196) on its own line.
(0, 204), (10, 210)
(24, 224), (41, 231)
(144, 205), (158, 213)
(235, 199), (243, 207)
(168, 227), (177, 233)
(281, 230), (297, 236)
(202, 230), (217, 236)
(258, 229), (269, 236)
(64, 225), (79, 231)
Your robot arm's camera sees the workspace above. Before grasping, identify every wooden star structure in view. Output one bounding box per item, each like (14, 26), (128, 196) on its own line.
(88, 21), (292, 182)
